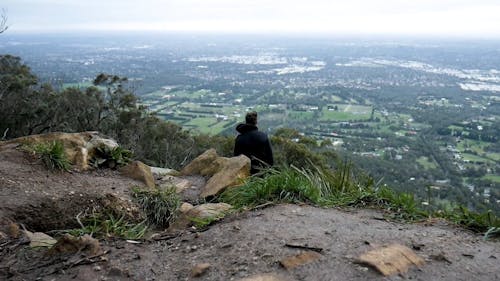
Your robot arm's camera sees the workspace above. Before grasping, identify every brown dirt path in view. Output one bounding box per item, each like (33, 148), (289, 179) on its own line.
(4, 204), (498, 281)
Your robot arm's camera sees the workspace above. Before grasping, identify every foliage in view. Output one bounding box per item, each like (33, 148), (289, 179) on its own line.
(91, 145), (133, 169)
(0, 60), (213, 169)
(270, 136), (329, 171)
(132, 187), (181, 228)
(69, 213), (148, 240)
(437, 206), (500, 236)
(28, 141), (70, 171)
(220, 163), (500, 239)
(220, 166), (322, 208)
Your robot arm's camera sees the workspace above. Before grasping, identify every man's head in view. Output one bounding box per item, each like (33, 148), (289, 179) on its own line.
(245, 111), (258, 126)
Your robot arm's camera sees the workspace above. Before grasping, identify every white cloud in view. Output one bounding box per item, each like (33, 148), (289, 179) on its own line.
(3, 0), (500, 37)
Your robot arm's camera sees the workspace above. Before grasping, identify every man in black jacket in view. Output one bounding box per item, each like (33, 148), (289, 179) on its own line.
(234, 111), (274, 174)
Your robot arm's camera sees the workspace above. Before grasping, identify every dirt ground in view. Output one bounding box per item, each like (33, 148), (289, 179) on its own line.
(1, 145), (499, 281)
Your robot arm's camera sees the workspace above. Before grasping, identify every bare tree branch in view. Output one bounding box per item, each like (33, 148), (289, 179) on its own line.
(0, 9), (8, 34)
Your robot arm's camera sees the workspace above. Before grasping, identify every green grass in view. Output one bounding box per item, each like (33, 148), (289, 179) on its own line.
(462, 153), (494, 164)
(320, 105), (372, 121)
(487, 153), (500, 161)
(69, 213), (148, 240)
(28, 141), (71, 171)
(457, 140), (488, 155)
(220, 166), (323, 208)
(184, 117), (232, 135)
(288, 111), (315, 120)
(218, 164), (500, 239)
(132, 187), (181, 228)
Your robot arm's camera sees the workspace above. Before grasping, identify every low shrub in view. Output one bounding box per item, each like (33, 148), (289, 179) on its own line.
(91, 145), (133, 169)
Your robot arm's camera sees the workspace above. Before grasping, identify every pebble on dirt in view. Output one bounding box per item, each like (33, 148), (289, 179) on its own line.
(191, 262), (211, 277)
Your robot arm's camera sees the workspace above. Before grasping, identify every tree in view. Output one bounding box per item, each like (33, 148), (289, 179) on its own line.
(0, 9), (8, 34)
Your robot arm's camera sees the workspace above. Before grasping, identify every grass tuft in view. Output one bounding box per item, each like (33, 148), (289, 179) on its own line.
(29, 141), (71, 171)
(132, 187), (181, 228)
(220, 166), (322, 208)
(68, 212), (148, 240)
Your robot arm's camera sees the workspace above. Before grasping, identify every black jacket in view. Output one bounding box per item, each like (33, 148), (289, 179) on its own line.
(234, 123), (274, 174)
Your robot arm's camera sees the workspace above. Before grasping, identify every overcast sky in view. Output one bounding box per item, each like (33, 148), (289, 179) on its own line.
(3, 0), (500, 37)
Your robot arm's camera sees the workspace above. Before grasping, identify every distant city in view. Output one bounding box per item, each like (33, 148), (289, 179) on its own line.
(1, 33), (499, 213)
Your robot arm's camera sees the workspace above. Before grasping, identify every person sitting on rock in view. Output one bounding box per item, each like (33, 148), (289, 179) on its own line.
(234, 111), (274, 174)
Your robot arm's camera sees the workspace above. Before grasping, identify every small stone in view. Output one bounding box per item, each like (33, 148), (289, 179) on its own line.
(191, 263), (210, 277)
(24, 231), (57, 248)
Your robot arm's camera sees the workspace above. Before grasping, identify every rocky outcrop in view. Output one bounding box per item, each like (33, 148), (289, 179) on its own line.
(181, 149), (251, 198)
(201, 155), (251, 197)
(181, 149), (221, 176)
(120, 161), (155, 189)
(1, 131), (118, 170)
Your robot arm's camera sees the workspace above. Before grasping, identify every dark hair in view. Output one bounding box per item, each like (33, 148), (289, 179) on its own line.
(245, 111), (258, 125)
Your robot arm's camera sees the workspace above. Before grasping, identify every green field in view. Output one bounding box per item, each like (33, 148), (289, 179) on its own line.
(289, 111), (315, 120)
(483, 174), (500, 183)
(457, 140), (488, 154)
(462, 153), (494, 164)
(416, 156), (438, 170)
(183, 117), (233, 135)
(320, 104), (372, 121)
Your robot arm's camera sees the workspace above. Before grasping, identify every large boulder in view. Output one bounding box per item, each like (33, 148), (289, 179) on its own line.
(1, 131), (118, 170)
(181, 149), (221, 176)
(181, 149), (250, 198)
(201, 155), (250, 198)
(120, 161), (155, 189)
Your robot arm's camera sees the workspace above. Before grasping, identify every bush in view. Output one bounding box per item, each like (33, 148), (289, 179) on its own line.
(91, 145), (133, 169)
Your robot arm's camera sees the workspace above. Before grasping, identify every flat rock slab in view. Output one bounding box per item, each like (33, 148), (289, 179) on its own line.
(356, 244), (424, 276)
